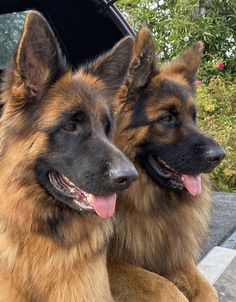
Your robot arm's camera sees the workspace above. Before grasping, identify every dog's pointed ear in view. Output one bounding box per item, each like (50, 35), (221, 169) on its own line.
(163, 41), (204, 87)
(15, 11), (66, 98)
(128, 27), (156, 90)
(87, 36), (134, 97)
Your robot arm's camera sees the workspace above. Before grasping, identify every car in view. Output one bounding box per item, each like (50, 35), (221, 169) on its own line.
(0, 0), (134, 70)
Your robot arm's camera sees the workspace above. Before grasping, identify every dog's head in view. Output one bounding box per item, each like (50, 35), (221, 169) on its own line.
(0, 11), (137, 218)
(115, 28), (225, 196)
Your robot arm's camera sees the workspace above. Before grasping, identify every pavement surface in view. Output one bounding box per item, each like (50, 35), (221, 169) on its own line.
(215, 256), (236, 302)
(201, 192), (236, 257)
(198, 192), (236, 302)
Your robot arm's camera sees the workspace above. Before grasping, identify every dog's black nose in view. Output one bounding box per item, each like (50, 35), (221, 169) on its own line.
(205, 145), (226, 166)
(109, 163), (138, 190)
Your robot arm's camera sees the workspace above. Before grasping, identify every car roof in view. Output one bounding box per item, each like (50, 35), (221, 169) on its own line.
(0, 0), (134, 67)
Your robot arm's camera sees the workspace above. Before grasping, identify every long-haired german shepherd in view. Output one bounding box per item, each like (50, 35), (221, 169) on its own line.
(108, 28), (225, 302)
(0, 11), (137, 301)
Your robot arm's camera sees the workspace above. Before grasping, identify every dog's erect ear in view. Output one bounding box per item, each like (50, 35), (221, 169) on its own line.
(128, 27), (156, 90)
(15, 11), (66, 97)
(87, 36), (134, 97)
(163, 41), (204, 87)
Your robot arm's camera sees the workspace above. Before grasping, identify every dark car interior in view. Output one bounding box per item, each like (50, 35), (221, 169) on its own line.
(0, 0), (134, 113)
(0, 0), (134, 67)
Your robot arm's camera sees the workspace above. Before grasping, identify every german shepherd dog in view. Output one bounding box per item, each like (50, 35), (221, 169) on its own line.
(0, 11), (137, 301)
(108, 28), (225, 302)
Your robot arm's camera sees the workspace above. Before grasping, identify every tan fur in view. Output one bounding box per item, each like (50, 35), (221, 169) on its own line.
(0, 91), (114, 302)
(108, 28), (218, 301)
(108, 262), (188, 302)
(0, 11), (135, 301)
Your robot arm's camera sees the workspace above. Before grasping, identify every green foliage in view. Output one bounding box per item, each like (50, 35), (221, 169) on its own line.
(117, 0), (236, 82)
(197, 79), (236, 192)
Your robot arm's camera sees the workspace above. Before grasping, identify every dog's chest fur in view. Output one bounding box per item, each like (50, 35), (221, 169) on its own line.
(0, 214), (113, 301)
(109, 171), (211, 275)
(0, 171), (113, 301)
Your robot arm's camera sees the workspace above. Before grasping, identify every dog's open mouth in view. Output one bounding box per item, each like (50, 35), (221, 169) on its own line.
(147, 154), (202, 196)
(48, 171), (116, 218)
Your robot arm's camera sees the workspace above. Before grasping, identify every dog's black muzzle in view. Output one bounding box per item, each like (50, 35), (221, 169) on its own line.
(184, 130), (226, 174)
(204, 143), (226, 168)
(138, 126), (226, 192)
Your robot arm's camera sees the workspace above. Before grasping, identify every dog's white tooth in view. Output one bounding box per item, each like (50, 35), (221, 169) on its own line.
(69, 187), (76, 193)
(87, 194), (92, 204)
(62, 174), (75, 186)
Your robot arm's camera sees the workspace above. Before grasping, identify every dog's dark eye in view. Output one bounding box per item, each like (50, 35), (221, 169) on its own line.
(193, 111), (197, 122)
(160, 115), (173, 124)
(62, 123), (76, 132)
(104, 120), (112, 136)
(103, 116), (112, 136)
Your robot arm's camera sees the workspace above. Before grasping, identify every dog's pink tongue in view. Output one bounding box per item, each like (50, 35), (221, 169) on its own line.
(89, 194), (117, 219)
(182, 175), (202, 196)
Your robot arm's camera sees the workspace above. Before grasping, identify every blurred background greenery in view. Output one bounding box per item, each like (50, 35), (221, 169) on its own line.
(117, 0), (235, 192)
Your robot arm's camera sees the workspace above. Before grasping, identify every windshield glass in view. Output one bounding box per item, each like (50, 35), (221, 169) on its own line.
(0, 12), (26, 69)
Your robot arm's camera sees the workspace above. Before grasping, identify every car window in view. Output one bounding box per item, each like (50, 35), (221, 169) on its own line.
(0, 12), (26, 70)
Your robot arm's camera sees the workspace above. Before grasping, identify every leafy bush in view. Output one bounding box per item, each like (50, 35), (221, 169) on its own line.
(196, 78), (236, 192)
(117, 0), (236, 82)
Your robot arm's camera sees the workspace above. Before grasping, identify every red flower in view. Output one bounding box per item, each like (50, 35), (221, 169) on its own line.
(195, 79), (202, 88)
(218, 63), (225, 70)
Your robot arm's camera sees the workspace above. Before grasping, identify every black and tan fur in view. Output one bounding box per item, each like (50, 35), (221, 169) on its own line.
(108, 28), (225, 302)
(0, 11), (137, 301)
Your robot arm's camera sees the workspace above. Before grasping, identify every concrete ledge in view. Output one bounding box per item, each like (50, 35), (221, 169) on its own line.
(221, 230), (236, 249)
(198, 246), (236, 285)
